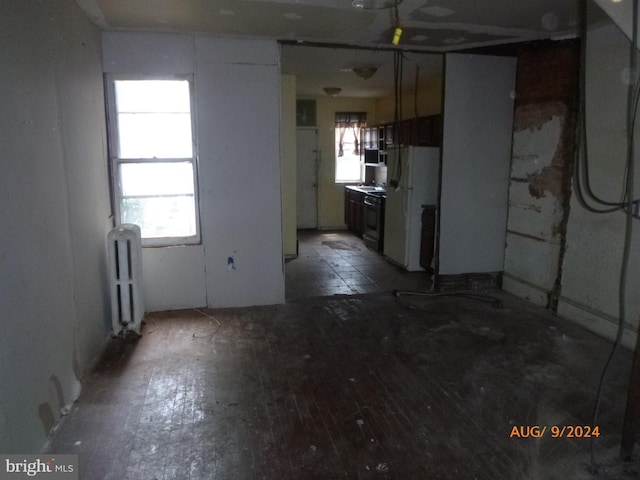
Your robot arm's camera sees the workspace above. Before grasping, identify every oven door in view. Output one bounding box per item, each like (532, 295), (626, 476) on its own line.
(363, 194), (384, 251)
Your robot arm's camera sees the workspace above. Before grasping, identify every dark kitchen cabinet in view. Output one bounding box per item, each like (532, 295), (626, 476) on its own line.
(365, 115), (442, 151)
(415, 115), (443, 147)
(344, 188), (365, 236)
(361, 126), (381, 164)
(360, 115), (442, 166)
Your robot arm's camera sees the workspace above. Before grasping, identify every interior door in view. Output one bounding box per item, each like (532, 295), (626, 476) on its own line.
(296, 128), (318, 229)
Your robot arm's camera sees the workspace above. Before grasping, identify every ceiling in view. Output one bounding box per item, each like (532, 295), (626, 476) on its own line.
(75, 0), (579, 98)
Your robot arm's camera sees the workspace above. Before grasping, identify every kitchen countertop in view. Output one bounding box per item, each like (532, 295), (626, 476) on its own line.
(345, 185), (387, 196)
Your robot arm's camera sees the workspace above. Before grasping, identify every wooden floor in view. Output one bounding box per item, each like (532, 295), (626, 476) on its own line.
(48, 284), (640, 479)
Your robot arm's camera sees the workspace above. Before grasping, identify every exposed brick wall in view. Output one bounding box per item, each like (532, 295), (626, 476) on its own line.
(469, 39), (580, 307)
(512, 39), (579, 310)
(512, 40), (580, 202)
(514, 39), (580, 107)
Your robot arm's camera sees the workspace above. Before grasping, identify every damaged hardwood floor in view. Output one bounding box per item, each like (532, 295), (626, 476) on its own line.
(48, 291), (639, 479)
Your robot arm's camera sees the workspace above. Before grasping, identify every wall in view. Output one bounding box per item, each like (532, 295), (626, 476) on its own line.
(102, 32), (285, 309)
(315, 97), (377, 229)
(0, 0), (111, 452)
(281, 74), (297, 257)
(557, 22), (640, 349)
(437, 54), (516, 276)
(502, 41), (579, 307)
(375, 75), (443, 123)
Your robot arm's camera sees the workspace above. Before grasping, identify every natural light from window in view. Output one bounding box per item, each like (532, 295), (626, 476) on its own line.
(111, 79), (198, 243)
(335, 125), (363, 183)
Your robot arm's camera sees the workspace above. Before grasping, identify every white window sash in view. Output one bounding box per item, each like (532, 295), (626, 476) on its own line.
(106, 75), (201, 247)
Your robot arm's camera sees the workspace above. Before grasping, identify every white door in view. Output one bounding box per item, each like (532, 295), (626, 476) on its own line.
(296, 128), (318, 229)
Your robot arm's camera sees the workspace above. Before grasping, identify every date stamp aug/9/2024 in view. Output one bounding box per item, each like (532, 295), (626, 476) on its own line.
(509, 425), (601, 439)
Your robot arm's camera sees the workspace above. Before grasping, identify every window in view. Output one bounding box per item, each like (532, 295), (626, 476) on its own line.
(335, 112), (366, 183)
(107, 77), (199, 246)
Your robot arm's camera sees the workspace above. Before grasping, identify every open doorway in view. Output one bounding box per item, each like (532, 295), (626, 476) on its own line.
(296, 128), (318, 229)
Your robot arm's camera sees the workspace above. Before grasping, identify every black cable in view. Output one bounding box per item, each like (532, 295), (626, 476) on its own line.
(392, 289), (503, 308)
(391, 50), (404, 186)
(589, 0), (639, 471)
(414, 64), (420, 119)
(575, 0), (632, 212)
(392, 51), (399, 183)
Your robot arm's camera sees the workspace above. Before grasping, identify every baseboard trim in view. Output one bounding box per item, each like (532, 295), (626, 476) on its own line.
(557, 296), (637, 351)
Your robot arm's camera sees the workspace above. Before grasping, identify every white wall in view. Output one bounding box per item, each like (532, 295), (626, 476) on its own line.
(375, 74), (442, 123)
(281, 74), (298, 257)
(557, 22), (640, 349)
(438, 54), (516, 275)
(102, 32), (285, 309)
(0, 0), (111, 452)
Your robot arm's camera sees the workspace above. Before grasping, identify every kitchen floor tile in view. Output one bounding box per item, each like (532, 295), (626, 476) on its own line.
(285, 230), (431, 301)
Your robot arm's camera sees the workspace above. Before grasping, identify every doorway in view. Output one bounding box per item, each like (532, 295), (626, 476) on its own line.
(296, 128), (318, 229)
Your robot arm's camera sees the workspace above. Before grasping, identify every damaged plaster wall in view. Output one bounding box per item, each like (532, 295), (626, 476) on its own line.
(0, 0), (111, 452)
(503, 41), (578, 309)
(503, 105), (573, 306)
(557, 22), (640, 350)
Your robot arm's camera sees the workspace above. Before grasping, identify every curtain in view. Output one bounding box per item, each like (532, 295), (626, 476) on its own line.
(335, 112), (366, 157)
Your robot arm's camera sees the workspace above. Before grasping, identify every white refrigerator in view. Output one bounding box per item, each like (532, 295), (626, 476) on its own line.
(383, 146), (440, 271)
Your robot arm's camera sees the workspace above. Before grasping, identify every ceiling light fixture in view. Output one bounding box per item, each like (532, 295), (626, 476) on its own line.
(353, 67), (378, 80)
(352, 0), (402, 10)
(323, 87), (342, 97)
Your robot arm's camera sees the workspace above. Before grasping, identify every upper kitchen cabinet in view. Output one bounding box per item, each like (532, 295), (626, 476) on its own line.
(415, 115), (443, 147)
(361, 115), (443, 164)
(435, 53), (516, 285)
(361, 126), (380, 164)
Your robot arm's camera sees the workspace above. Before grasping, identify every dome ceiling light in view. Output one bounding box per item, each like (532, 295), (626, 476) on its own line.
(353, 67), (378, 80)
(323, 87), (342, 97)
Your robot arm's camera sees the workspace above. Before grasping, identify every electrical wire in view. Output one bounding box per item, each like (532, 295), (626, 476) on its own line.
(192, 308), (221, 338)
(414, 64), (420, 119)
(575, 0), (637, 212)
(390, 49), (404, 186)
(588, 0), (639, 471)
(393, 289), (503, 308)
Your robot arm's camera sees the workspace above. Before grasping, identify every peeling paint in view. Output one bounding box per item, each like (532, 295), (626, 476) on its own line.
(508, 202), (543, 213)
(505, 100), (577, 307)
(513, 101), (568, 133)
(527, 165), (568, 201)
(511, 103), (574, 203)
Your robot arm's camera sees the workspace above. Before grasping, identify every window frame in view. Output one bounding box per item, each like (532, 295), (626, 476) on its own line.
(105, 74), (201, 247)
(334, 112), (366, 184)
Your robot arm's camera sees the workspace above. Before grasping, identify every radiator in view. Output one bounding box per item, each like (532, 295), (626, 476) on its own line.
(108, 224), (144, 336)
